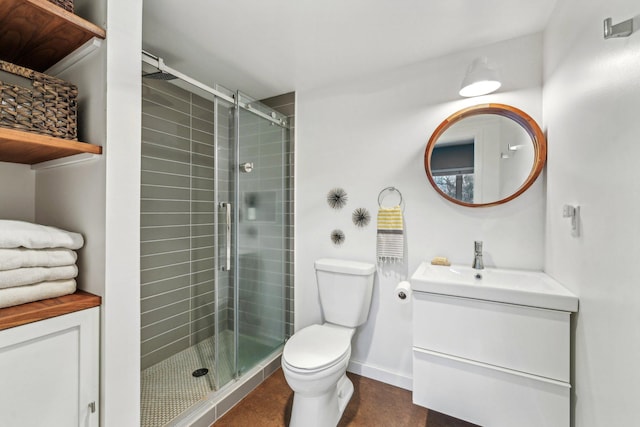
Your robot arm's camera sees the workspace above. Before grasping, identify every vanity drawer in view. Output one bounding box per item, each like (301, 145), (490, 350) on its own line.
(413, 291), (570, 381)
(412, 348), (570, 427)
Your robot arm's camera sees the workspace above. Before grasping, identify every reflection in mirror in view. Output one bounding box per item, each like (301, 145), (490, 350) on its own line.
(425, 104), (545, 207)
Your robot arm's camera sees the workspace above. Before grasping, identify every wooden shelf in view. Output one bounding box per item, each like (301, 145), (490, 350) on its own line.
(0, 0), (106, 72)
(0, 290), (101, 331)
(0, 127), (102, 164)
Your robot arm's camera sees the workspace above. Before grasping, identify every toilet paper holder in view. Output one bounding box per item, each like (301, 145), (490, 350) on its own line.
(395, 281), (412, 303)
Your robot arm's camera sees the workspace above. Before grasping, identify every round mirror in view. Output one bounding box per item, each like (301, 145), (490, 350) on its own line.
(424, 103), (546, 207)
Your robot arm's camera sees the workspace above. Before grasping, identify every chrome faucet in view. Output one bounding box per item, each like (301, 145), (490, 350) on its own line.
(472, 241), (484, 270)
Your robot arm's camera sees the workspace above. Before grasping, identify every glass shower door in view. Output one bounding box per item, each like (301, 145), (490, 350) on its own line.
(234, 93), (289, 376)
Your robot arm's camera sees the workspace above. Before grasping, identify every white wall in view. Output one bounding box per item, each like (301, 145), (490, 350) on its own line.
(36, 12), (107, 297)
(543, 0), (640, 425)
(0, 162), (34, 221)
(103, 0), (143, 425)
(296, 33), (546, 387)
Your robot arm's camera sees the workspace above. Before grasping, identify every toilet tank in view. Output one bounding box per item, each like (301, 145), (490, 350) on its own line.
(315, 259), (376, 328)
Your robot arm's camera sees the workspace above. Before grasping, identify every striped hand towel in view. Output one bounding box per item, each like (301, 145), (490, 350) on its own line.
(377, 206), (404, 263)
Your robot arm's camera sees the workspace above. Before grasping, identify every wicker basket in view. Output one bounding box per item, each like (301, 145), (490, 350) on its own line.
(0, 60), (78, 140)
(48, 0), (74, 13)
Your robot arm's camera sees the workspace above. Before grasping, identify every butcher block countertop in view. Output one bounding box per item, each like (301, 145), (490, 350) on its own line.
(0, 290), (101, 331)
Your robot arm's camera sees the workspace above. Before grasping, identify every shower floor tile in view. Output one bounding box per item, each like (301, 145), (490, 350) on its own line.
(141, 332), (234, 427)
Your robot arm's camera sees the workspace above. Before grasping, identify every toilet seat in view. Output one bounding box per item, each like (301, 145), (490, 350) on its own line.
(283, 324), (353, 373)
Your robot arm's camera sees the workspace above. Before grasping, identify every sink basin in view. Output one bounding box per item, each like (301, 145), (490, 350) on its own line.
(410, 262), (578, 312)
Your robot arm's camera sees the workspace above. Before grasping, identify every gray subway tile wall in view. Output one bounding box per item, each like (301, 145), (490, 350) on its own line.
(141, 79), (222, 369)
(236, 109), (283, 347)
(262, 93), (295, 340)
(251, 92), (295, 338)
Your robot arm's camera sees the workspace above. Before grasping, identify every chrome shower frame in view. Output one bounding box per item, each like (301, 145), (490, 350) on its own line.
(142, 51), (287, 127)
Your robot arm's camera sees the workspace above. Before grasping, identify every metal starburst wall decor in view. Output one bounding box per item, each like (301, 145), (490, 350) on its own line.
(352, 208), (371, 228)
(327, 188), (348, 209)
(330, 229), (345, 246)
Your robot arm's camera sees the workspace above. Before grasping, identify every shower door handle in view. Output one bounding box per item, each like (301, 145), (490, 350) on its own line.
(220, 202), (231, 271)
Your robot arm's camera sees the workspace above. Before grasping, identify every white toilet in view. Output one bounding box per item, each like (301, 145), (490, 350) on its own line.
(282, 258), (376, 427)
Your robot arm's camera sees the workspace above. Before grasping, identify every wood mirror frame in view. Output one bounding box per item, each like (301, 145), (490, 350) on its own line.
(424, 103), (546, 207)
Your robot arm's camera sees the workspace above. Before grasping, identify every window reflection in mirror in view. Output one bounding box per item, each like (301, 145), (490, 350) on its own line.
(431, 141), (474, 202)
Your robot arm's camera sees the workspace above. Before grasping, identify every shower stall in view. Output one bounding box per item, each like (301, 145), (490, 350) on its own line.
(140, 52), (293, 426)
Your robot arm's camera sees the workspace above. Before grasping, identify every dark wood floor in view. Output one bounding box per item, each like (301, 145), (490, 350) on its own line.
(213, 369), (478, 427)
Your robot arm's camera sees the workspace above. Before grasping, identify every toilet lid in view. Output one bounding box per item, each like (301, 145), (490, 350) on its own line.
(283, 324), (352, 371)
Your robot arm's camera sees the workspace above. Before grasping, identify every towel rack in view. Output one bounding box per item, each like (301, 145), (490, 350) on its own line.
(378, 186), (404, 210)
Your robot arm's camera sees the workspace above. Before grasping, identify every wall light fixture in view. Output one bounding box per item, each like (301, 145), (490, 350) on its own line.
(459, 57), (501, 97)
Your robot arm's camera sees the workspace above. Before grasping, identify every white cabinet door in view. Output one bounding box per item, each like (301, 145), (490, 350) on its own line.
(413, 292), (570, 381)
(0, 307), (99, 427)
(413, 348), (570, 427)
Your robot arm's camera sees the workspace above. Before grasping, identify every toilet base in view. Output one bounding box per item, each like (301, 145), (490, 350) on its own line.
(336, 374), (354, 415)
(289, 373), (354, 427)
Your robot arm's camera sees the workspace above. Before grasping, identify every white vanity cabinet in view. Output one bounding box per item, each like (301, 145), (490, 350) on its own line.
(0, 295), (100, 427)
(410, 262), (578, 427)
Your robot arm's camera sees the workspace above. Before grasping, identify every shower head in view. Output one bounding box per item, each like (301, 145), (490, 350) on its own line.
(142, 56), (178, 80)
(143, 70), (177, 80)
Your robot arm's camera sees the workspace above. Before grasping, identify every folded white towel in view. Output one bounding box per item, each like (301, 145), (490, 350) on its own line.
(0, 279), (76, 309)
(0, 248), (77, 271)
(0, 265), (78, 289)
(0, 220), (84, 250)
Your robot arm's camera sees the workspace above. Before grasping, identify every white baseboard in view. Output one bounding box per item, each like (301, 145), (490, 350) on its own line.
(347, 360), (413, 391)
